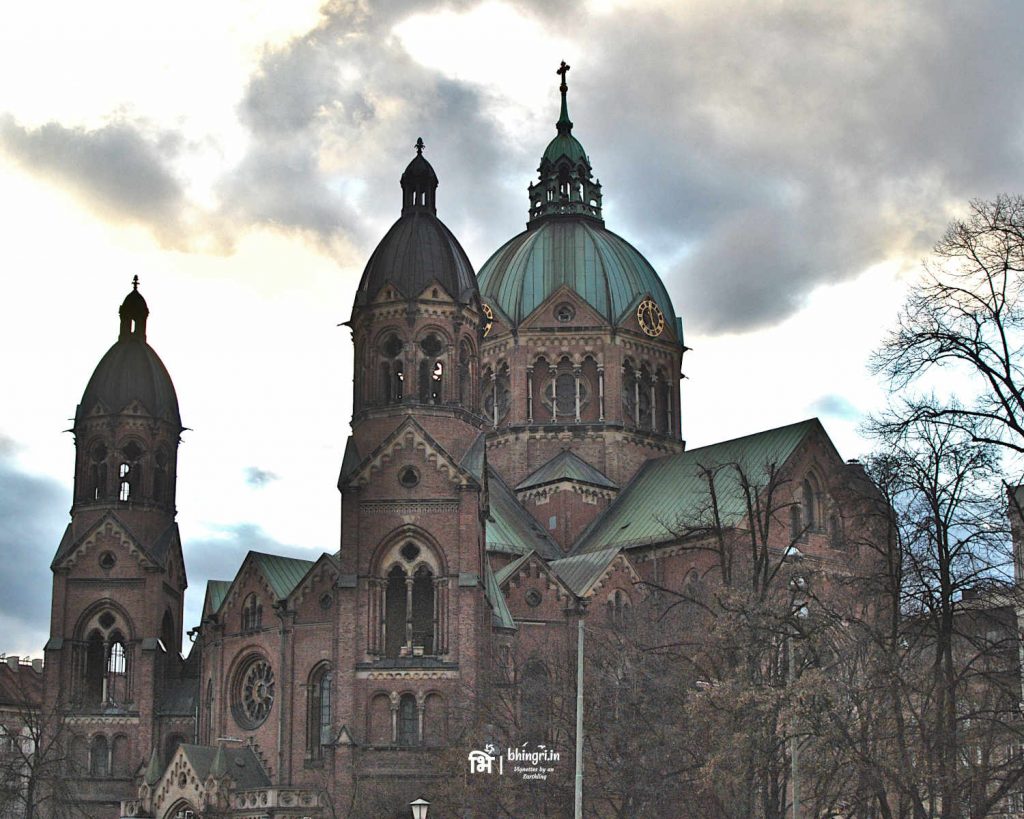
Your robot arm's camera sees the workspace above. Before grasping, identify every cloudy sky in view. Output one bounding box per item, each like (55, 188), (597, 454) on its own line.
(3, 0), (1022, 658)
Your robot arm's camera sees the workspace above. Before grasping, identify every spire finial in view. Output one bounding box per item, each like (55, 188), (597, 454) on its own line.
(415, 137), (425, 156)
(132, 274), (140, 291)
(556, 61), (572, 134)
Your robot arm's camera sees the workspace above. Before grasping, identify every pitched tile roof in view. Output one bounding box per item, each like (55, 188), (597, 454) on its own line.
(251, 552), (317, 600)
(516, 450), (617, 492)
(573, 419), (821, 554)
(550, 548), (620, 596)
(486, 469), (561, 559)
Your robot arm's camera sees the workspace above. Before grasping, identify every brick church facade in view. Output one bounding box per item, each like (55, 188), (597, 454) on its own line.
(34, 69), (873, 818)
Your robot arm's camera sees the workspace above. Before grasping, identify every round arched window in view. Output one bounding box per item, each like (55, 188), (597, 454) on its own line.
(232, 656), (275, 729)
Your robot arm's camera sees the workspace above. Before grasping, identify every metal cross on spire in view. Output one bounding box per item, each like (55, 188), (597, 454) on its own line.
(132, 274), (140, 291)
(415, 137), (425, 155)
(557, 60), (570, 93)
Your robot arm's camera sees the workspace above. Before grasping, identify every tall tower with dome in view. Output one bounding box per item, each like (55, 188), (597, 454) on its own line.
(479, 62), (686, 550)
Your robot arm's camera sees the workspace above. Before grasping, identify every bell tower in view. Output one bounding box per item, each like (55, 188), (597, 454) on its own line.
(332, 141), (490, 793)
(44, 280), (189, 817)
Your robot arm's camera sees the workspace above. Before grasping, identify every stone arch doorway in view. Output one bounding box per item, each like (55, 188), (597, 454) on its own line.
(162, 799), (200, 819)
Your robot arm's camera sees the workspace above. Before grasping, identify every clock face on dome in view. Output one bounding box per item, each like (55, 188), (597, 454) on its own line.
(481, 303), (494, 337)
(637, 299), (665, 337)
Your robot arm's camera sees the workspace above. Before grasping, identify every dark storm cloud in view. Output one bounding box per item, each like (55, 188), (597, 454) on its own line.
(0, 115), (187, 245)
(244, 466), (279, 487)
(546, 2), (1024, 333)
(0, 449), (70, 653)
(218, 1), (520, 254)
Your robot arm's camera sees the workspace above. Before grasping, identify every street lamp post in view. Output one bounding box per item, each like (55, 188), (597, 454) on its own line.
(784, 547), (807, 819)
(409, 797), (429, 819)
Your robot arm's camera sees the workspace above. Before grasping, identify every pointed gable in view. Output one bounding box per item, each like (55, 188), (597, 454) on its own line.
(51, 512), (167, 571)
(516, 450), (617, 492)
(341, 416), (481, 490)
(550, 548), (640, 597)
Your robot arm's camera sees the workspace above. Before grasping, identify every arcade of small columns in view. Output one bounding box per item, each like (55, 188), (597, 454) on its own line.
(480, 335), (681, 435)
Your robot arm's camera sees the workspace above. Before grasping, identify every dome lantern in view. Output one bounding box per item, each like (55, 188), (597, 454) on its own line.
(401, 137), (438, 216)
(528, 61), (603, 225)
(119, 275), (149, 341)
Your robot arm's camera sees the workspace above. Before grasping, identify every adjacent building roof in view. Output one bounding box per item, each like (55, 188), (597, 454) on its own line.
(516, 450), (617, 492)
(486, 469), (562, 559)
(573, 419), (821, 554)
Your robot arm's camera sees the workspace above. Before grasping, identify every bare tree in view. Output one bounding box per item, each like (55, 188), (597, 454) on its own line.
(871, 195), (1024, 460)
(0, 670), (86, 819)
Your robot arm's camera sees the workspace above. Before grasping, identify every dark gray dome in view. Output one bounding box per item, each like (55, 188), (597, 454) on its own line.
(76, 283), (181, 427)
(355, 212), (477, 306)
(77, 339), (181, 426)
(354, 141), (478, 307)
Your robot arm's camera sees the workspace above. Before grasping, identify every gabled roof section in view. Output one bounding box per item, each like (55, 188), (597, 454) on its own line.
(551, 547), (624, 596)
(573, 419), (821, 554)
(204, 580), (232, 617)
(178, 744), (269, 789)
(460, 431), (487, 484)
(51, 512), (178, 572)
(494, 551), (533, 587)
(494, 550), (577, 603)
(337, 436), (362, 488)
(251, 552), (317, 601)
(484, 561), (516, 631)
(486, 468), (561, 559)
(340, 416), (481, 491)
(516, 450), (617, 492)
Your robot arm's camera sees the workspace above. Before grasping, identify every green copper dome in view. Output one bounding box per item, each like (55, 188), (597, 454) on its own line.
(478, 62), (681, 344)
(478, 217), (679, 339)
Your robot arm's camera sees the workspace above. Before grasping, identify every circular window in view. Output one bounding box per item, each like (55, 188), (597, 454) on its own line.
(400, 542), (421, 562)
(98, 552), (117, 570)
(399, 466), (420, 488)
(233, 657), (275, 729)
(98, 611), (116, 630)
(555, 303), (575, 322)
(525, 589), (543, 608)
(319, 593), (333, 610)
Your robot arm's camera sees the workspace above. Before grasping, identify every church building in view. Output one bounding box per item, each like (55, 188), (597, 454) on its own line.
(38, 65), (870, 818)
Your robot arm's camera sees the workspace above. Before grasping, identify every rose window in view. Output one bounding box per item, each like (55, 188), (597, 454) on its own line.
(234, 657), (275, 729)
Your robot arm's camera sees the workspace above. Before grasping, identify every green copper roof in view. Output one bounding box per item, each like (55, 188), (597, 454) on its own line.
(487, 469), (561, 559)
(573, 419), (822, 554)
(550, 547), (620, 596)
(516, 450), (617, 492)
(251, 552), (317, 600)
(543, 132), (588, 166)
(484, 560), (516, 630)
(494, 552), (533, 587)
(478, 217), (680, 338)
(206, 580), (231, 614)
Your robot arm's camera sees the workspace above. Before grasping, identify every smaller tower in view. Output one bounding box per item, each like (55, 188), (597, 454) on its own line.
(45, 280), (189, 817)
